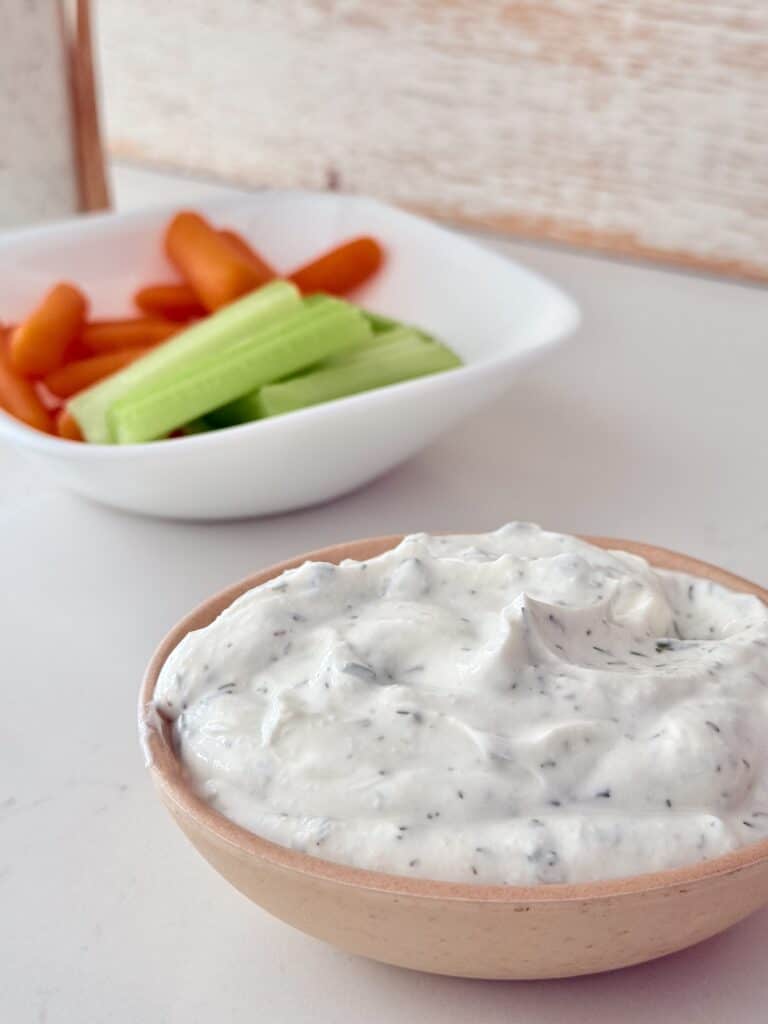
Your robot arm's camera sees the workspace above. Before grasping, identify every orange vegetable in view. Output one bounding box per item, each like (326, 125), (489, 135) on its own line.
(81, 318), (179, 353)
(10, 282), (88, 377)
(218, 228), (276, 283)
(43, 347), (153, 399)
(288, 237), (384, 296)
(56, 408), (83, 441)
(165, 211), (269, 312)
(0, 339), (53, 432)
(133, 283), (206, 322)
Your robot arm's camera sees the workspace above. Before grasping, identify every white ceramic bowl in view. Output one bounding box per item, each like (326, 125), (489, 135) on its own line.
(0, 192), (579, 519)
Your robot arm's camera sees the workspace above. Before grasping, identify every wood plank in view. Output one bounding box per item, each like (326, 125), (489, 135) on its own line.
(0, 0), (79, 228)
(97, 0), (768, 280)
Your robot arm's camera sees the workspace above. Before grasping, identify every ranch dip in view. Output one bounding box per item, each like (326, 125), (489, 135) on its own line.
(154, 525), (768, 884)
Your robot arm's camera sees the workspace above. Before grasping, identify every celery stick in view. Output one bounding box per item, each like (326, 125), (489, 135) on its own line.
(205, 393), (262, 429)
(320, 325), (420, 367)
(179, 417), (211, 435)
(257, 334), (461, 417)
(361, 309), (399, 333)
(359, 309), (437, 344)
(69, 281), (300, 443)
(204, 327), (432, 428)
(109, 301), (371, 443)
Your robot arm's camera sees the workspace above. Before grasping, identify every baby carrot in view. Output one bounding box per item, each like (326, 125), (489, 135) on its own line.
(10, 282), (88, 377)
(134, 283), (206, 322)
(288, 237), (384, 296)
(55, 408), (83, 441)
(44, 347), (153, 399)
(0, 344), (53, 432)
(81, 318), (179, 353)
(218, 228), (276, 283)
(165, 211), (268, 312)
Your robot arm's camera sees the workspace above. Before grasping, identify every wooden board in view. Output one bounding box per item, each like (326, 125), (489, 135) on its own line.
(97, 0), (768, 281)
(0, 0), (109, 229)
(0, 0), (79, 228)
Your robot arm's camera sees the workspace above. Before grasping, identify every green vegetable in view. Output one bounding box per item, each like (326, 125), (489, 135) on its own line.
(361, 309), (400, 333)
(69, 280), (301, 443)
(108, 298), (372, 443)
(257, 329), (461, 417)
(178, 417), (211, 435)
(205, 394), (261, 429)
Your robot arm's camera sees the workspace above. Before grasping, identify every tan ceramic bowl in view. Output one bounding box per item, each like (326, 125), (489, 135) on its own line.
(139, 535), (768, 979)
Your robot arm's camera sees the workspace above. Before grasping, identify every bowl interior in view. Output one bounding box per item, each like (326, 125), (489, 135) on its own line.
(140, 533), (768, 901)
(0, 191), (578, 369)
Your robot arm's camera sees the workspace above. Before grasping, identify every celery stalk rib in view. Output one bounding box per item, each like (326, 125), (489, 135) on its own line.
(109, 301), (371, 443)
(68, 280), (301, 443)
(258, 333), (461, 417)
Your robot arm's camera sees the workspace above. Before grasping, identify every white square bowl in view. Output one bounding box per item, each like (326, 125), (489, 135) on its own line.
(0, 192), (579, 519)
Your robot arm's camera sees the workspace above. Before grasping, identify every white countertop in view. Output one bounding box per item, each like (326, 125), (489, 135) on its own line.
(4, 165), (768, 1023)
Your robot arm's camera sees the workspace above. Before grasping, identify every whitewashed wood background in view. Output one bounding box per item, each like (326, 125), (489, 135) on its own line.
(97, 0), (768, 280)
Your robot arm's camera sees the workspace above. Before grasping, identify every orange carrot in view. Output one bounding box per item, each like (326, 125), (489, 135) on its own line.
(0, 343), (53, 432)
(133, 283), (206, 322)
(43, 347), (153, 399)
(10, 282), (88, 377)
(165, 211), (269, 311)
(288, 237), (384, 296)
(218, 228), (276, 283)
(80, 318), (179, 353)
(56, 408), (83, 441)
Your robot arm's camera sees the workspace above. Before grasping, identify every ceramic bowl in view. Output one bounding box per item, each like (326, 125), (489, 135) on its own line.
(0, 192), (578, 519)
(139, 535), (768, 979)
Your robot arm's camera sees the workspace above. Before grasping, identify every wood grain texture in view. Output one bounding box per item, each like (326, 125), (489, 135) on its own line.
(97, 0), (768, 280)
(0, 0), (79, 228)
(66, 0), (111, 213)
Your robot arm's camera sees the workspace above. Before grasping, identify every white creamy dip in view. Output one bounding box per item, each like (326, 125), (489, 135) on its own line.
(154, 525), (768, 884)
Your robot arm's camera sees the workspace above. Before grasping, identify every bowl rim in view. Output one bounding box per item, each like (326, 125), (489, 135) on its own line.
(139, 533), (768, 903)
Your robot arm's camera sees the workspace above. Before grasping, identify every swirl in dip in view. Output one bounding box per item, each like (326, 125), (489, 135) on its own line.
(154, 525), (768, 884)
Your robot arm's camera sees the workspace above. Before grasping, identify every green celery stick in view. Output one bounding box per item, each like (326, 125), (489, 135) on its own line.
(320, 325), (421, 367)
(360, 309), (400, 334)
(204, 327), (442, 428)
(359, 309), (438, 344)
(109, 300), (371, 443)
(178, 417), (211, 435)
(203, 301), (403, 426)
(69, 280), (301, 443)
(205, 393), (262, 429)
(257, 333), (461, 417)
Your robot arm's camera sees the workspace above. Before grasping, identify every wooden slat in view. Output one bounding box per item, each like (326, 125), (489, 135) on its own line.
(0, 0), (79, 228)
(66, 0), (111, 214)
(98, 0), (768, 280)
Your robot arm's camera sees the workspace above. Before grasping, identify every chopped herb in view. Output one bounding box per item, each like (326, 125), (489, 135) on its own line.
(341, 661), (377, 682)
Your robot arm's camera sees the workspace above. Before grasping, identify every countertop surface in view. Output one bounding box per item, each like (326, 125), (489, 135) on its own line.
(4, 164), (768, 1023)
